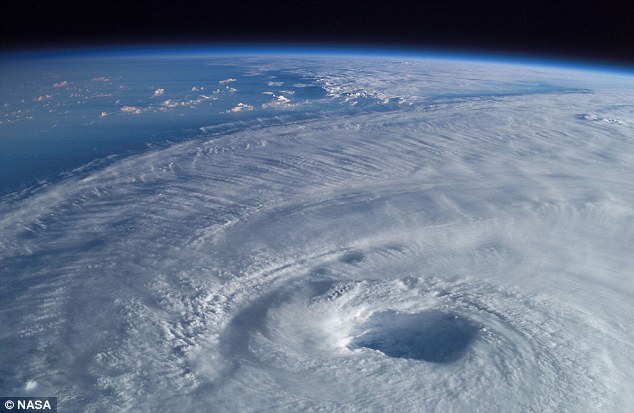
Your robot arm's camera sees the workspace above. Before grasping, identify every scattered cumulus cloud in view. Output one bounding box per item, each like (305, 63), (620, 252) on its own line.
(261, 95), (293, 109)
(160, 95), (217, 110)
(34, 95), (53, 102)
(53, 81), (70, 88)
(152, 88), (165, 97)
(219, 78), (237, 84)
(100, 112), (108, 118)
(161, 99), (179, 108)
(225, 103), (254, 113)
(266, 81), (284, 86)
(120, 106), (144, 115)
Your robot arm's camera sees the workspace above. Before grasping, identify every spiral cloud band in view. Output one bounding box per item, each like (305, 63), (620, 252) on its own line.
(1, 55), (633, 411)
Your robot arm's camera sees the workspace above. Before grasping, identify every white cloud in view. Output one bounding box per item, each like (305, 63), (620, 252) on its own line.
(161, 99), (179, 108)
(34, 95), (53, 102)
(159, 95), (217, 110)
(266, 81), (284, 86)
(91, 77), (111, 82)
(580, 113), (625, 124)
(53, 80), (70, 88)
(225, 102), (254, 113)
(120, 106), (143, 115)
(100, 112), (108, 118)
(5, 57), (634, 413)
(261, 95), (293, 109)
(152, 88), (165, 97)
(219, 78), (237, 84)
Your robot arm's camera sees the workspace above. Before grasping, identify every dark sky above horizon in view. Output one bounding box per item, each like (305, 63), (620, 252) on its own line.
(1, 0), (633, 66)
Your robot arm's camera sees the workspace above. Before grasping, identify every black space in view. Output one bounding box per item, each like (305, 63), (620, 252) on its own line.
(1, 0), (633, 66)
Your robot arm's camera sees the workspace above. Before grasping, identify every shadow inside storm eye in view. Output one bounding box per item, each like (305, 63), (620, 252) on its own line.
(349, 310), (479, 363)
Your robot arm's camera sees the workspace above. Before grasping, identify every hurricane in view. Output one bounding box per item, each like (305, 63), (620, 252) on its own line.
(1, 52), (633, 412)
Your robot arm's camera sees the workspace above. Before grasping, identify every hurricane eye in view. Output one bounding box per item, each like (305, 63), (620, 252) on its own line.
(349, 310), (479, 363)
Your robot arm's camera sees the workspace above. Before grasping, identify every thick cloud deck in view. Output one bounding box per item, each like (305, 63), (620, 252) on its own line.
(1, 53), (634, 412)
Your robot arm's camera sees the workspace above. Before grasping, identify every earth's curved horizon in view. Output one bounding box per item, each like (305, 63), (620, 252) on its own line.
(1, 47), (633, 412)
